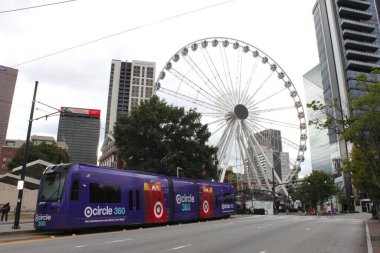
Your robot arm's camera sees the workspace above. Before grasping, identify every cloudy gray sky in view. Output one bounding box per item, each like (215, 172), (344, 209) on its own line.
(0, 0), (319, 176)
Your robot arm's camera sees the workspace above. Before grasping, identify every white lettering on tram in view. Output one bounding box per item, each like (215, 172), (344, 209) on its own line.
(84, 206), (113, 218)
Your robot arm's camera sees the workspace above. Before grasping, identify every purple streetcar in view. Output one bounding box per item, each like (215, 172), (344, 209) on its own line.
(34, 163), (236, 231)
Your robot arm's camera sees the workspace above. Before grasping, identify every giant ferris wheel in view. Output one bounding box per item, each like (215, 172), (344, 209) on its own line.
(155, 37), (307, 194)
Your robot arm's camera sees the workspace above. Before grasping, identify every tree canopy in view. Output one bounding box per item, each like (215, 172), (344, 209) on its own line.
(7, 142), (70, 169)
(114, 95), (218, 180)
(293, 171), (337, 210)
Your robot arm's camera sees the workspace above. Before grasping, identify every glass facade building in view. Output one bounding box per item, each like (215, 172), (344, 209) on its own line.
(303, 65), (333, 174)
(313, 0), (380, 209)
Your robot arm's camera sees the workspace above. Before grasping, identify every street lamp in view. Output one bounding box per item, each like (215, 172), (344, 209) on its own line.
(12, 81), (61, 229)
(272, 167), (277, 215)
(177, 167), (183, 177)
(13, 81), (38, 229)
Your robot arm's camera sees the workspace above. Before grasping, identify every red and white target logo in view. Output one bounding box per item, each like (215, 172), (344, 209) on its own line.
(153, 201), (164, 219)
(203, 200), (209, 214)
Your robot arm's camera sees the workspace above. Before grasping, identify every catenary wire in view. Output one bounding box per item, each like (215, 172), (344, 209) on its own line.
(11, 0), (235, 67)
(0, 0), (77, 14)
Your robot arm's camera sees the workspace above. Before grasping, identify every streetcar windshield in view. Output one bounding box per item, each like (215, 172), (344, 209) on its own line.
(39, 172), (66, 202)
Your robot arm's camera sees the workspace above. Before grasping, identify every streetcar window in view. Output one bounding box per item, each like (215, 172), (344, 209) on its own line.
(40, 172), (66, 202)
(129, 190), (133, 210)
(89, 183), (121, 203)
(136, 190), (140, 210)
(215, 195), (218, 208)
(70, 180), (79, 201)
(223, 192), (233, 204)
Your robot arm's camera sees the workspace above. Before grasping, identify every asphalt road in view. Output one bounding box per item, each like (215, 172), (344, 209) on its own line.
(0, 215), (367, 253)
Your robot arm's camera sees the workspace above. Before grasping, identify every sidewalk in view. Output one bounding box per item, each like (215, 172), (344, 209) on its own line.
(0, 214), (34, 235)
(367, 218), (380, 253)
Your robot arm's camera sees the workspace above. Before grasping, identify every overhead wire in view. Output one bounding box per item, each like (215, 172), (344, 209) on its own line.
(11, 0), (235, 67)
(0, 0), (77, 14)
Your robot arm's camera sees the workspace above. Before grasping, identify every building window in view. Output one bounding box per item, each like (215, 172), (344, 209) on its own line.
(146, 79), (153, 86)
(147, 67), (154, 78)
(133, 66), (141, 77)
(131, 86), (139, 97)
(131, 98), (139, 110)
(145, 87), (153, 98)
(132, 78), (140, 85)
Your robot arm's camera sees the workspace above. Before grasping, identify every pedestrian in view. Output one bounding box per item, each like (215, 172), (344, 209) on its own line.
(327, 204), (332, 217)
(316, 203), (321, 217)
(1, 202), (10, 222)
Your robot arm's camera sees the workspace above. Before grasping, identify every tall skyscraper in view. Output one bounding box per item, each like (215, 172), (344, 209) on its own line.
(100, 59), (156, 167)
(57, 107), (100, 164)
(303, 65), (333, 174)
(313, 0), (380, 209)
(0, 66), (18, 147)
(250, 129), (290, 182)
(104, 60), (156, 137)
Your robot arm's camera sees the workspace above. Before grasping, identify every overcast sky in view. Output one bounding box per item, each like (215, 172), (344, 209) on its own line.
(0, 0), (319, 176)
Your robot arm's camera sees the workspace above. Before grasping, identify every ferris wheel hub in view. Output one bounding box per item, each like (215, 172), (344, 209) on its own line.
(234, 104), (248, 120)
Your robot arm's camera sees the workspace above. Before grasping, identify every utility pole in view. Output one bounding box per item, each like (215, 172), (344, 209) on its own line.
(272, 167), (277, 215)
(13, 81), (38, 229)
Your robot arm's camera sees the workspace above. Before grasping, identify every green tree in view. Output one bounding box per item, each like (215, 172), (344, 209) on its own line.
(114, 95), (218, 180)
(294, 171), (337, 211)
(7, 142), (70, 169)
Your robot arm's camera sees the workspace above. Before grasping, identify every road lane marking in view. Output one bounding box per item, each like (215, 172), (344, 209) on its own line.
(105, 239), (132, 244)
(75, 238), (132, 248)
(164, 244), (192, 251)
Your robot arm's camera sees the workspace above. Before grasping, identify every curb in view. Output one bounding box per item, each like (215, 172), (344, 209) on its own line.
(366, 220), (373, 253)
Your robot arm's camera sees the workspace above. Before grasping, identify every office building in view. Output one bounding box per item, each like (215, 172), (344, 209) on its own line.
(248, 129), (290, 183)
(0, 139), (24, 174)
(313, 0), (380, 209)
(104, 59), (156, 137)
(0, 66), (18, 147)
(99, 59), (156, 167)
(254, 129), (282, 152)
(303, 65), (333, 174)
(57, 107), (100, 164)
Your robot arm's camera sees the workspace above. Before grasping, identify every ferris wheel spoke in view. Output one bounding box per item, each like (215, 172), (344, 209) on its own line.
(250, 106), (295, 114)
(199, 47), (236, 108)
(253, 116), (300, 129)
(244, 123), (285, 189)
(158, 87), (224, 113)
(219, 45), (239, 105)
(247, 87), (287, 110)
(281, 136), (300, 150)
(237, 134), (254, 188)
(235, 47), (243, 104)
(245, 119), (299, 151)
(240, 58), (260, 105)
(166, 67), (229, 111)
(242, 71), (275, 107)
(181, 54), (233, 109)
(241, 123), (271, 189)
